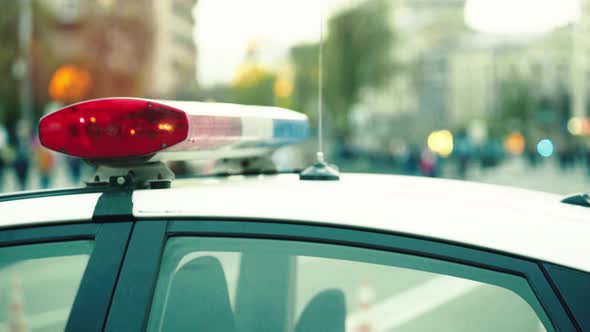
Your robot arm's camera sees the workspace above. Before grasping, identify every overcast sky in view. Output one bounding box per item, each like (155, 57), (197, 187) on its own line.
(465, 0), (579, 35)
(193, 0), (580, 87)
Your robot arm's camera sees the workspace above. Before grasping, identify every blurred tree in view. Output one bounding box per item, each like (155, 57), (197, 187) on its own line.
(489, 76), (535, 138)
(193, 84), (232, 103)
(173, 80), (202, 100)
(273, 76), (293, 108)
(0, 1), (61, 130)
(290, 0), (395, 134)
(231, 64), (277, 106)
(0, 1), (52, 130)
(31, 1), (59, 122)
(324, 0), (395, 133)
(0, 2), (20, 126)
(291, 43), (319, 116)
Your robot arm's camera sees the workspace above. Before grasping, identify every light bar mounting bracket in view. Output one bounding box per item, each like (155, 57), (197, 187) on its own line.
(86, 162), (174, 189)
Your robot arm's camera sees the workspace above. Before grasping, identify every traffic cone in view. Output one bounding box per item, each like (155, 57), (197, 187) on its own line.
(356, 283), (375, 332)
(8, 276), (28, 332)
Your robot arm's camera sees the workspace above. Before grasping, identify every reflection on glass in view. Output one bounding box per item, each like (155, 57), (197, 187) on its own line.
(0, 241), (93, 332)
(147, 237), (551, 332)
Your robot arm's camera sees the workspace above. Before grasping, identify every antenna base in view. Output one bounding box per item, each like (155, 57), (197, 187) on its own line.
(299, 160), (340, 181)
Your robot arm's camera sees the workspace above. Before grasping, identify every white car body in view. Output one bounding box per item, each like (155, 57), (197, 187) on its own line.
(1, 173), (588, 273)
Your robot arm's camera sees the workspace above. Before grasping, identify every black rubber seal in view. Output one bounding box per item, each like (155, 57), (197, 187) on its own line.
(92, 190), (134, 222)
(542, 263), (590, 331)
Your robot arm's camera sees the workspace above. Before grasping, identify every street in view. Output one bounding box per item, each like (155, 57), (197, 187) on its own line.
(2, 155), (589, 196)
(0, 156), (90, 193)
(465, 157), (590, 195)
(340, 154), (590, 195)
(295, 256), (546, 332)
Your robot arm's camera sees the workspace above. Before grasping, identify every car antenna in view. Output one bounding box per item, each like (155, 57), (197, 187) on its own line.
(300, 5), (340, 181)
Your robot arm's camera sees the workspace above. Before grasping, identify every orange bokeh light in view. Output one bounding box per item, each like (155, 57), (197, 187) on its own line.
(48, 65), (92, 103)
(504, 132), (526, 155)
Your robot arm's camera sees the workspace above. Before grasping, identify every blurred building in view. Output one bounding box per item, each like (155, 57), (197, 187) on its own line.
(404, 0), (466, 128)
(148, 0), (198, 98)
(448, 42), (494, 124)
(356, 0), (576, 149)
(39, 0), (154, 100)
(572, 0), (590, 117)
(356, 0), (466, 144)
(37, 0), (197, 105)
(449, 27), (572, 125)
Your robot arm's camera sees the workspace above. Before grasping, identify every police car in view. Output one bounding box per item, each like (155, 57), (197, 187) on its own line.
(0, 98), (588, 332)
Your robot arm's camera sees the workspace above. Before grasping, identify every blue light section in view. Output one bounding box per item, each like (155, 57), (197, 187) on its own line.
(537, 139), (554, 158)
(270, 119), (310, 146)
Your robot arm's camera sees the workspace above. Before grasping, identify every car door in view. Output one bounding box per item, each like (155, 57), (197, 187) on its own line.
(105, 219), (579, 332)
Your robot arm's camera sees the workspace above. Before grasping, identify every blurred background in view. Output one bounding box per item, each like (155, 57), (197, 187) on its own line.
(0, 0), (590, 194)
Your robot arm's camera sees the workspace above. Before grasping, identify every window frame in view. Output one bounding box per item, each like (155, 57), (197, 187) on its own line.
(0, 222), (133, 332)
(107, 219), (579, 332)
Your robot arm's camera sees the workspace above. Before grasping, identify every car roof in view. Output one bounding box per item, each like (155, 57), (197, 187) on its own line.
(1, 173), (589, 273)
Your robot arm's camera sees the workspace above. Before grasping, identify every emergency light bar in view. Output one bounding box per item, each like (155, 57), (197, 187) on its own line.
(39, 98), (309, 163)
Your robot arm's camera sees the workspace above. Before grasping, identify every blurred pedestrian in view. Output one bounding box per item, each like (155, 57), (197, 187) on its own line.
(562, 140), (577, 170)
(405, 145), (420, 175)
(524, 142), (539, 168)
(480, 138), (504, 169)
(13, 144), (30, 191)
(0, 150), (5, 191)
(0, 125), (8, 191)
(556, 137), (574, 170)
(420, 148), (437, 177)
(67, 156), (83, 185)
(583, 142), (590, 177)
(13, 121), (31, 191)
(454, 131), (472, 179)
(33, 135), (55, 189)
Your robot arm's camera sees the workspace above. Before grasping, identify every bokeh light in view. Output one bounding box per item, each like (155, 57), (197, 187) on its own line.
(536, 139), (554, 158)
(48, 65), (92, 103)
(566, 117), (590, 136)
(427, 130), (454, 157)
(504, 132), (525, 155)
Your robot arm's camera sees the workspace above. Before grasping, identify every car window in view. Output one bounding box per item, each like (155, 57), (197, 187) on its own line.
(147, 237), (552, 332)
(0, 240), (93, 332)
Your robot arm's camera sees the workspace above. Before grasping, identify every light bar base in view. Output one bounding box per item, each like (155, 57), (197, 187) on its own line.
(87, 162), (175, 189)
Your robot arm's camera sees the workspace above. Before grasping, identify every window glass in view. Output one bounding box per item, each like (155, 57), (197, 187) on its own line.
(147, 237), (552, 332)
(0, 240), (93, 332)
